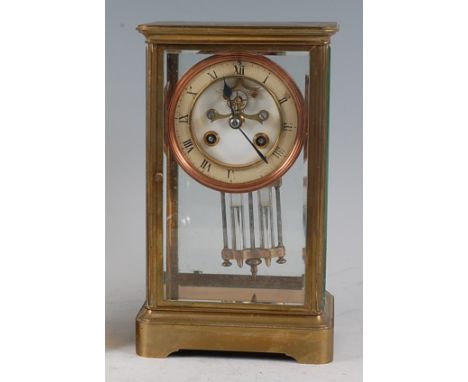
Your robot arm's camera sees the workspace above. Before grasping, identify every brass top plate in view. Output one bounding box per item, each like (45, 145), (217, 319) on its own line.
(137, 22), (339, 43)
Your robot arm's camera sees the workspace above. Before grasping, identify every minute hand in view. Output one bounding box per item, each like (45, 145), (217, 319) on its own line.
(237, 127), (268, 164)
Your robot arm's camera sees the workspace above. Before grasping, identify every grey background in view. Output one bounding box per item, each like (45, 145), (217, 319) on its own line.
(106, 0), (362, 381)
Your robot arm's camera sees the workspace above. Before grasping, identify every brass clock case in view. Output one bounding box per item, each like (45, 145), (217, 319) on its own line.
(136, 22), (339, 364)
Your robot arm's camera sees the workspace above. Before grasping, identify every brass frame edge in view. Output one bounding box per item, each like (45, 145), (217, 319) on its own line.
(136, 23), (339, 44)
(305, 45), (331, 313)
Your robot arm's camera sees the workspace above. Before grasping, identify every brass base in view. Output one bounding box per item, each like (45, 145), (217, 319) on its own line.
(136, 292), (334, 364)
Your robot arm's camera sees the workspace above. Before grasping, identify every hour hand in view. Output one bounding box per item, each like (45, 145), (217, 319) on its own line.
(206, 108), (231, 122)
(242, 110), (269, 124)
(223, 78), (233, 99)
(223, 78), (236, 115)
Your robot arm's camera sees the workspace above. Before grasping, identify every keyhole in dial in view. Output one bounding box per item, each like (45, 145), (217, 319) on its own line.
(254, 133), (269, 148)
(204, 131), (219, 146)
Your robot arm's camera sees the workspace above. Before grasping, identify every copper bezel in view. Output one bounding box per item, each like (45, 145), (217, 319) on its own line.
(167, 52), (305, 193)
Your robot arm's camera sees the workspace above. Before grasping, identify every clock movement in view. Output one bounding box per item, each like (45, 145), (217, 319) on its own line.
(135, 22), (338, 364)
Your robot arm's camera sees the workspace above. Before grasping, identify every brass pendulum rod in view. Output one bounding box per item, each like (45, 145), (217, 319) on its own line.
(246, 191), (261, 277)
(221, 187), (286, 276)
(248, 192), (255, 249)
(258, 188), (273, 248)
(275, 185), (283, 246)
(230, 196), (237, 250)
(220, 192), (232, 267)
(257, 190), (265, 248)
(275, 182), (286, 264)
(221, 192), (228, 249)
(268, 187), (275, 247)
(229, 194), (246, 267)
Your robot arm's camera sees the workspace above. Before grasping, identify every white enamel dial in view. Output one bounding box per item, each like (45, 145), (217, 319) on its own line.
(191, 76), (281, 167)
(168, 54), (304, 193)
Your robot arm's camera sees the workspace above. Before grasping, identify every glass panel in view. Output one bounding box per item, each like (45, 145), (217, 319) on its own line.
(162, 49), (310, 305)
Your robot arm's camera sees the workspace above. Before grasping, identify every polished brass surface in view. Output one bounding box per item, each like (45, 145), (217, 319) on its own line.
(305, 45), (331, 313)
(206, 108), (230, 122)
(145, 43), (164, 308)
(247, 110), (270, 124)
(137, 22), (339, 45)
(136, 292), (334, 364)
(207, 109), (269, 124)
(165, 52), (179, 300)
(137, 22), (338, 364)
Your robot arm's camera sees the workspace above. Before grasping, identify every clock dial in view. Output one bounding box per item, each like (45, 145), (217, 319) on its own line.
(167, 53), (304, 192)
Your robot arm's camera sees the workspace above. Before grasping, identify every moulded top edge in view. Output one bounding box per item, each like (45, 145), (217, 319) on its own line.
(136, 21), (339, 37)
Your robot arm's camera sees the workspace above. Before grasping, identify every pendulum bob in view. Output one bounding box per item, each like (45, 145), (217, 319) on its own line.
(221, 246), (286, 276)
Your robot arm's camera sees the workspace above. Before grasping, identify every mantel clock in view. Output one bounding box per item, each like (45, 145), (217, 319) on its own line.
(135, 22), (338, 364)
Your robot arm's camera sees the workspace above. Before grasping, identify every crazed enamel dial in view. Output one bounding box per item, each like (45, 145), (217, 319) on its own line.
(167, 53), (304, 193)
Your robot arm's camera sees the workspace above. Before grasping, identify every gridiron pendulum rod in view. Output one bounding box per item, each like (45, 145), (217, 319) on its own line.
(257, 190), (265, 248)
(268, 187), (275, 247)
(248, 192), (255, 249)
(230, 196), (237, 250)
(240, 200), (246, 249)
(275, 184), (283, 246)
(220, 192), (228, 249)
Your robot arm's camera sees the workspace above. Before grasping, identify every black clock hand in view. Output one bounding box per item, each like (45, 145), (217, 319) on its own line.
(237, 127), (269, 164)
(223, 78), (235, 115)
(224, 77), (268, 164)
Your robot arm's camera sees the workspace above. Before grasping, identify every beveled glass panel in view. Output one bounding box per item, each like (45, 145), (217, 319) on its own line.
(162, 49), (310, 306)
